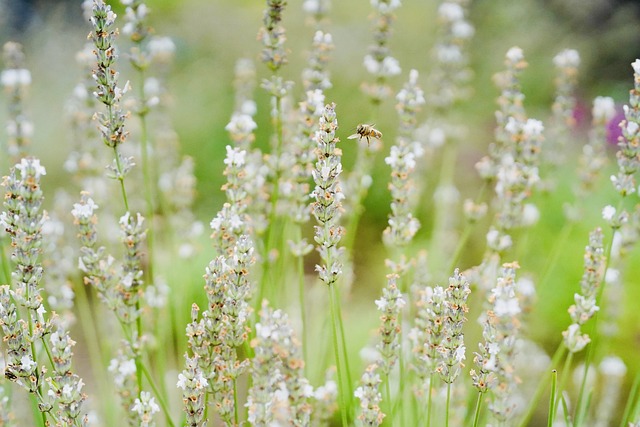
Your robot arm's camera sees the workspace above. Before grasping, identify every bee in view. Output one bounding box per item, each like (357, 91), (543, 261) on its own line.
(347, 124), (382, 146)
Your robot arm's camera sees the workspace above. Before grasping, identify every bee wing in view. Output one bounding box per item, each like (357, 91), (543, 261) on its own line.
(347, 133), (360, 140)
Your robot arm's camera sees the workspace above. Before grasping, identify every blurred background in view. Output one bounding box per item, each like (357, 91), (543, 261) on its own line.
(1, 0), (640, 423)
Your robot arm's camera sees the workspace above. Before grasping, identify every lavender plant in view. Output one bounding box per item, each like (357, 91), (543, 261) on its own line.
(1, 158), (88, 425)
(2, 1), (640, 426)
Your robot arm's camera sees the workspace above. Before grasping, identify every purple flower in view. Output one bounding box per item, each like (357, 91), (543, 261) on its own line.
(607, 110), (625, 146)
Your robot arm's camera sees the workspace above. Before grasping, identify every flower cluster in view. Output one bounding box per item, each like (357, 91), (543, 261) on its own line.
(73, 194), (147, 326)
(563, 228), (605, 353)
(302, 30), (334, 92)
(1, 158), (87, 423)
(311, 103), (345, 286)
(227, 59), (258, 150)
(354, 363), (385, 426)
(0, 159), (49, 394)
(362, 0), (402, 103)
(374, 274), (406, 375)
(383, 69), (425, 248)
(426, 0), (475, 110)
(118, 211), (147, 323)
(302, 0), (331, 23)
(72, 192), (155, 422)
(46, 322), (88, 425)
(177, 354), (208, 426)
(409, 268), (470, 400)
(257, 0), (288, 72)
(478, 46), (528, 181)
(493, 117), (543, 231)
(122, 0), (151, 46)
(611, 59), (640, 197)
(471, 262), (522, 422)
(183, 232), (255, 423)
(225, 59), (270, 235)
(64, 43), (106, 198)
(278, 89), (325, 227)
(548, 49), (580, 155)
(89, 0), (130, 149)
(409, 283), (446, 397)
(247, 302), (313, 426)
(571, 96), (615, 208)
(0, 158), (47, 313)
(436, 269), (470, 384)
(475, 48), (544, 256)
(210, 146), (252, 255)
(1, 42), (32, 163)
(131, 391), (160, 427)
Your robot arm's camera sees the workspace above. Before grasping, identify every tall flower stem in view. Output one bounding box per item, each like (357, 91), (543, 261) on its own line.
(621, 370), (640, 426)
(573, 225), (615, 421)
(263, 89), (285, 288)
(294, 225), (309, 373)
(555, 351), (574, 413)
(258, 0), (290, 306)
(137, 82), (156, 282)
(329, 282), (349, 427)
(472, 391), (484, 427)
(74, 281), (115, 425)
(517, 344), (567, 426)
(0, 247), (11, 293)
(109, 144), (129, 212)
(548, 369), (558, 427)
(537, 221), (574, 292)
(384, 374), (392, 420)
(428, 142), (458, 272)
(123, 0), (157, 284)
(445, 382), (452, 427)
(427, 372), (434, 427)
(311, 103), (352, 422)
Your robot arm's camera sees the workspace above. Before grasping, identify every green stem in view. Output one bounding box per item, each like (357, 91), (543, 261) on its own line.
(333, 283), (354, 410)
(517, 344), (567, 427)
(137, 94), (156, 285)
(397, 328), (405, 426)
(295, 228), (308, 376)
(428, 142), (458, 275)
(27, 393), (46, 427)
(620, 370), (640, 427)
(385, 374), (392, 422)
(0, 238), (11, 285)
(447, 222), (473, 275)
(445, 382), (451, 427)
(75, 282), (115, 425)
(574, 337), (594, 426)
(538, 222), (573, 292)
(555, 351), (573, 414)
(343, 146), (376, 253)
(548, 370), (558, 427)
(472, 391), (484, 427)
(446, 182), (487, 276)
(135, 310), (144, 395)
(561, 392), (572, 426)
(329, 282), (349, 427)
(112, 145), (130, 212)
(426, 373), (433, 427)
(257, 85), (285, 313)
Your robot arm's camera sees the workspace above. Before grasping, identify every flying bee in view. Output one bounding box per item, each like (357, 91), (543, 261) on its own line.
(347, 124), (382, 146)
